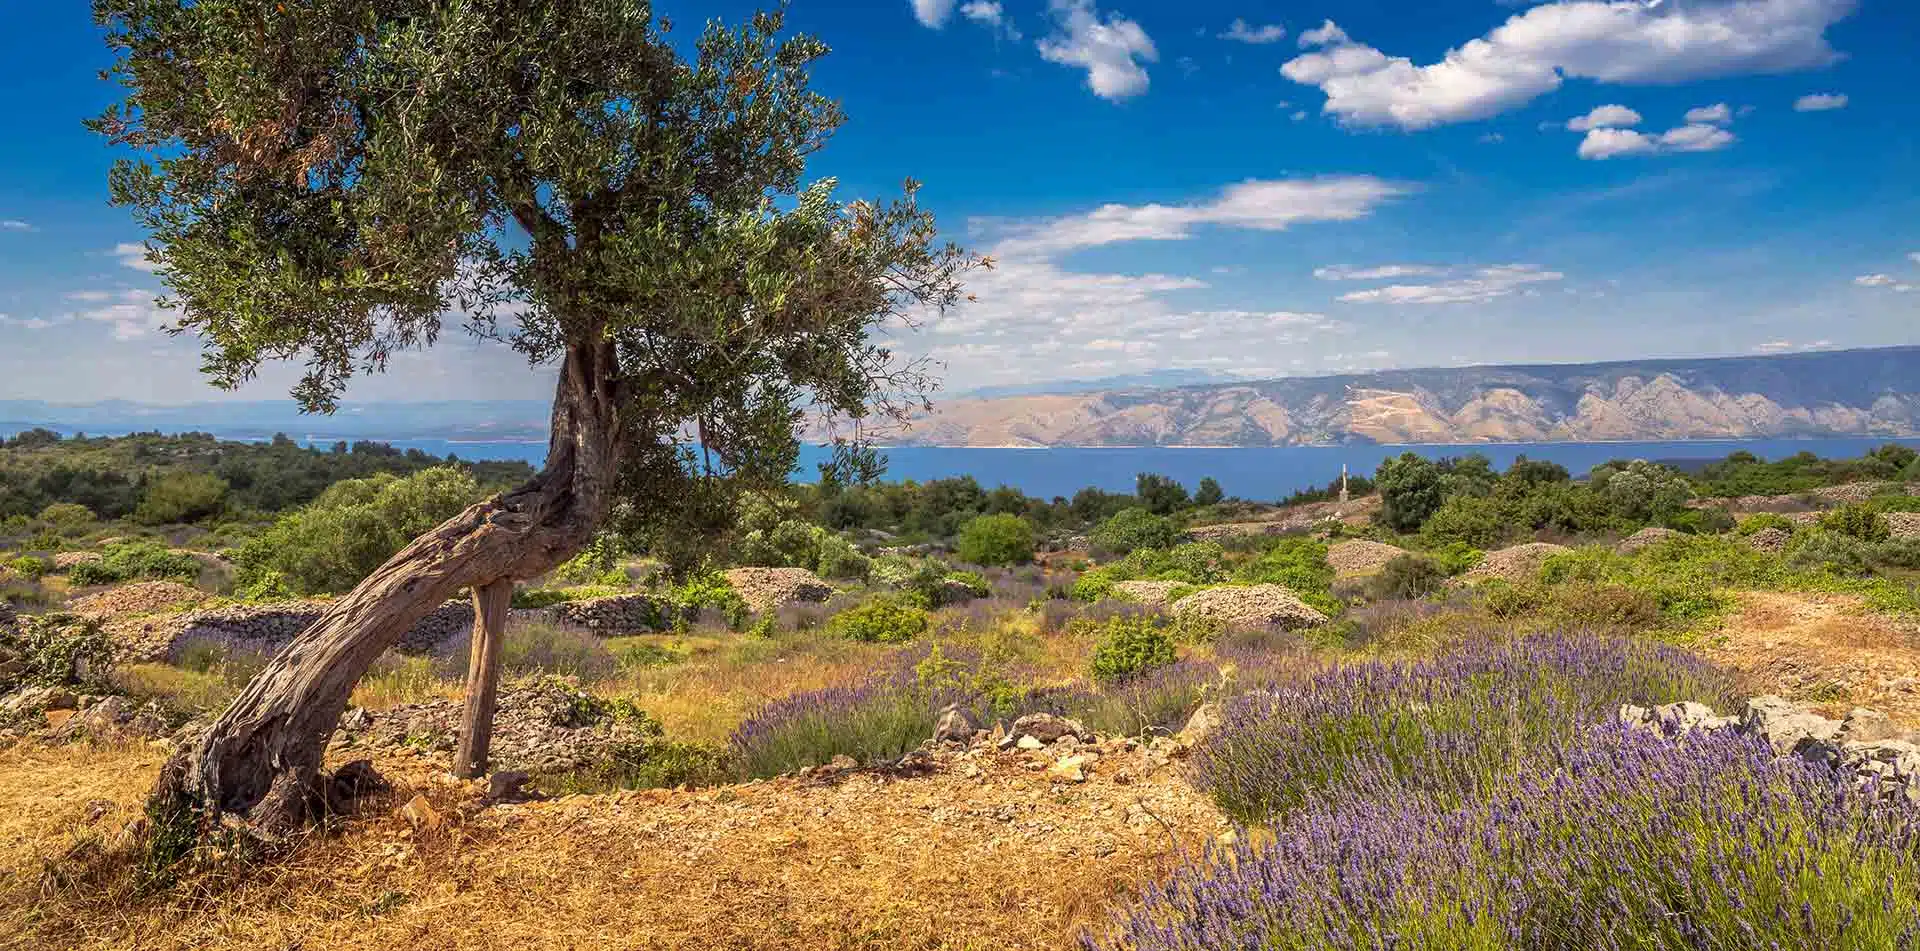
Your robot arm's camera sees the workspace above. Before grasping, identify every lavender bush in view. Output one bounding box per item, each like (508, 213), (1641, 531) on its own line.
(431, 621), (620, 682)
(1192, 633), (1737, 822)
(1074, 659), (1220, 737)
(1091, 724), (1920, 950)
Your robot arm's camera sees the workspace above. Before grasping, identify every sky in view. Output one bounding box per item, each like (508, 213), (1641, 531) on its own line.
(0, 0), (1915, 406)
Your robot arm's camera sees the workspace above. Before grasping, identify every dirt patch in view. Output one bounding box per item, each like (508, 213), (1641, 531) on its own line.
(1705, 591), (1920, 725)
(2, 736), (1223, 951)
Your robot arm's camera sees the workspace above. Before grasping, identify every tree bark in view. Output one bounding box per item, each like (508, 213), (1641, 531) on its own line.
(454, 579), (512, 780)
(150, 343), (623, 840)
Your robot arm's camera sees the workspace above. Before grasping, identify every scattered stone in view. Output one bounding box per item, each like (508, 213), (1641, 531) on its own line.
(1176, 703), (1218, 748)
(399, 794), (443, 834)
(1614, 527), (1681, 555)
(51, 552), (103, 572)
(1, 685), (78, 717)
(1173, 584), (1329, 631)
(336, 677), (664, 775)
(932, 704), (977, 744)
(1325, 539), (1408, 576)
(1009, 713), (1086, 745)
(1742, 694), (1842, 756)
(1047, 755), (1090, 783)
(1838, 708), (1909, 744)
(1885, 512), (1920, 541)
(1625, 695), (1920, 804)
(485, 770), (537, 802)
(99, 596), (473, 664)
(1015, 735), (1046, 752)
(722, 567), (836, 614)
(326, 760), (390, 812)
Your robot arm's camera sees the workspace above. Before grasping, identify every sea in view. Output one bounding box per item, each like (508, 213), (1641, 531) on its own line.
(291, 436), (1920, 502)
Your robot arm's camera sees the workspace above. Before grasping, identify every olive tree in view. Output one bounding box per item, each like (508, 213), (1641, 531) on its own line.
(92, 0), (976, 840)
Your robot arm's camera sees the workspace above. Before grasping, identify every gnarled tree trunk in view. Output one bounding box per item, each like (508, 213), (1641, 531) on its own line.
(151, 345), (623, 839)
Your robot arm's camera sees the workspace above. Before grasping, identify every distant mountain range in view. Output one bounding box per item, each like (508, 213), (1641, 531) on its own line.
(884, 346), (1920, 447)
(6, 346), (1919, 448)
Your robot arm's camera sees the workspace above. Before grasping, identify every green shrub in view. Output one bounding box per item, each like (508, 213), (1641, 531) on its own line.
(232, 467), (485, 595)
(1866, 494), (1920, 514)
(955, 513), (1035, 566)
(134, 470), (229, 525)
(1425, 541), (1485, 577)
(1088, 614), (1178, 685)
(7, 555), (50, 580)
(1422, 495), (1504, 548)
(1871, 538), (1920, 570)
(1235, 537), (1333, 593)
(815, 535), (872, 580)
(1070, 566), (1120, 602)
(1735, 513), (1798, 536)
(1091, 507), (1180, 556)
(667, 572), (749, 629)
(1, 613), (114, 692)
(66, 541), (203, 587)
(941, 570), (991, 598)
(1546, 582), (1663, 628)
(553, 535), (625, 585)
(1478, 579), (1550, 619)
(1663, 506), (1736, 535)
(1819, 504), (1890, 542)
(36, 502), (97, 534)
(827, 595), (930, 644)
(1788, 530), (1875, 577)
(1366, 554), (1445, 600)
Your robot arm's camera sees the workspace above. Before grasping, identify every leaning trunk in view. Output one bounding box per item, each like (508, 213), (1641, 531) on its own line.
(150, 346), (622, 840)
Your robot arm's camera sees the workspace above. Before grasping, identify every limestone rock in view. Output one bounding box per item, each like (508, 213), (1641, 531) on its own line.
(1010, 712), (1086, 745)
(723, 567), (836, 613)
(1744, 527), (1793, 553)
(1742, 695), (1841, 756)
(1176, 703), (1219, 747)
(932, 704), (978, 744)
(1110, 580), (1189, 606)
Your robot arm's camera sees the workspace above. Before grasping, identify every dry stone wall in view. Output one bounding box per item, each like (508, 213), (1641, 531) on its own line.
(106, 598), (474, 663)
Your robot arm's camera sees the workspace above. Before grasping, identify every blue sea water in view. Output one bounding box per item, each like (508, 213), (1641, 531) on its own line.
(348, 436), (1920, 503)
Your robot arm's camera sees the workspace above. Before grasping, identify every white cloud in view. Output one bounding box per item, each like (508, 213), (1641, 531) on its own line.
(1567, 104), (1642, 131)
(1855, 273), (1915, 292)
(992, 175), (1410, 258)
(911, 0), (958, 28)
(1909, 252), (1920, 265)
(1221, 18), (1286, 44)
(1336, 264), (1564, 305)
(1479, 132), (1505, 143)
(1794, 92), (1848, 111)
(1684, 102), (1732, 124)
(1037, 0), (1158, 101)
(113, 242), (159, 273)
(1575, 122), (1734, 159)
(1314, 264), (1446, 281)
(0, 220), (31, 232)
(1281, 1), (1856, 130)
(1755, 338), (1836, 353)
(67, 289), (171, 340)
(960, 1), (1021, 39)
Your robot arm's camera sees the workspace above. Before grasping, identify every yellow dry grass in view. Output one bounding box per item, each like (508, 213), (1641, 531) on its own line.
(1, 740), (1222, 951)
(1704, 590), (1920, 723)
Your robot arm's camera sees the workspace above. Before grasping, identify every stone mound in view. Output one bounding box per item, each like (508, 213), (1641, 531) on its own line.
(51, 552), (103, 571)
(1885, 512), (1920, 541)
(1455, 542), (1569, 585)
(335, 677), (661, 774)
(1614, 527), (1681, 555)
(1808, 482), (1897, 506)
(1325, 539), (1407, 576)
(1109, 580), (1187, 605)
(106, 598), (472, 663)
(723, 567), (835, 613)
(66, 581), (206, 620)
(1744, 526), (1793, 553)
(1173, 584), (1328, 631)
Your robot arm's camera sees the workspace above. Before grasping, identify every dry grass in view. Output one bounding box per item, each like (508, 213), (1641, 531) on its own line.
(2, 740), (1223, 951)
(1702, 590), (1920, 723)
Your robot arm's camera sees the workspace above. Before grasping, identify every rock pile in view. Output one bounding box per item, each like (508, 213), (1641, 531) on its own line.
(1454, 542), (1569, 585)
(0, 686), (170, 742)
(1110, 580), (1188, 605)
(66, 581), (207, 620)
(334, 677), (660, 775)
(1885, 512), (1920, 541)
(1613, 526), (1681, 555)
(550, 594), (671, 633)
(51, 552), (103, 572)
(1744, 526), (1793, 553)
(1325, 539), (1407, 576)
(1173, 584), (1329, 631)
(722, 567), (836, 613)
(1620, 695), (1920, 804)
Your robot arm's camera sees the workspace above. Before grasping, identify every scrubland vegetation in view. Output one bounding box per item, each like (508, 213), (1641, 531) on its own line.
(7, 431), (1920, 948)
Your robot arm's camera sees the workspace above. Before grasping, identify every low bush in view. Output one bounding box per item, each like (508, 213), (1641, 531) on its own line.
(1234, 537), (1334, 594)
(1091, 507), (1180, 556)
(7, 555), (50, 580)
(1074, 659), (1217, 737)
(433, 622), (621, 682)
(1820, 503), (1891, 542)
(1872, 538), (1920, 570)
(729, 664), (953, 778)
(1735, 512), (1798, 536)
(1, 613), (115, 692)
(1364, 554), (1445, 600)
(826, 595), (930, 644)
(67, 541), (204, 587)
(1788, 529), (1876, 577)
(1069, 566), (1119, 602)
(1866, 493), (1920, 513)
(1088, 614), (1177, 685)
(955, 513), (1035, 566)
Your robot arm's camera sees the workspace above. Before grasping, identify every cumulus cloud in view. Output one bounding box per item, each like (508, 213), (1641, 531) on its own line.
(65, 289), (171, 340)
(0, 220), (32, 232)
(1794, 92), (1848, 111)
(1037, 0), (1158, 101)
(1566, 104), (1642, 131)
(1281, 0), (1856, 130)
(1909, 252), (1920, 265)
(1684, 102), (1733, 124)
(992, 175), (1411, 258)
(910, 0), (958, 28)
(1221, 18), (1286, 44)
(1314, 264), (1446, 281)
(1575, 121), (1735, 159)
(1336, 264), (1564, 305)
(113, 242), (159, 273)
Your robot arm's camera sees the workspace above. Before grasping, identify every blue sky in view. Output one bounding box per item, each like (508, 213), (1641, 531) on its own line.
(0, 0), (1915, 405)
